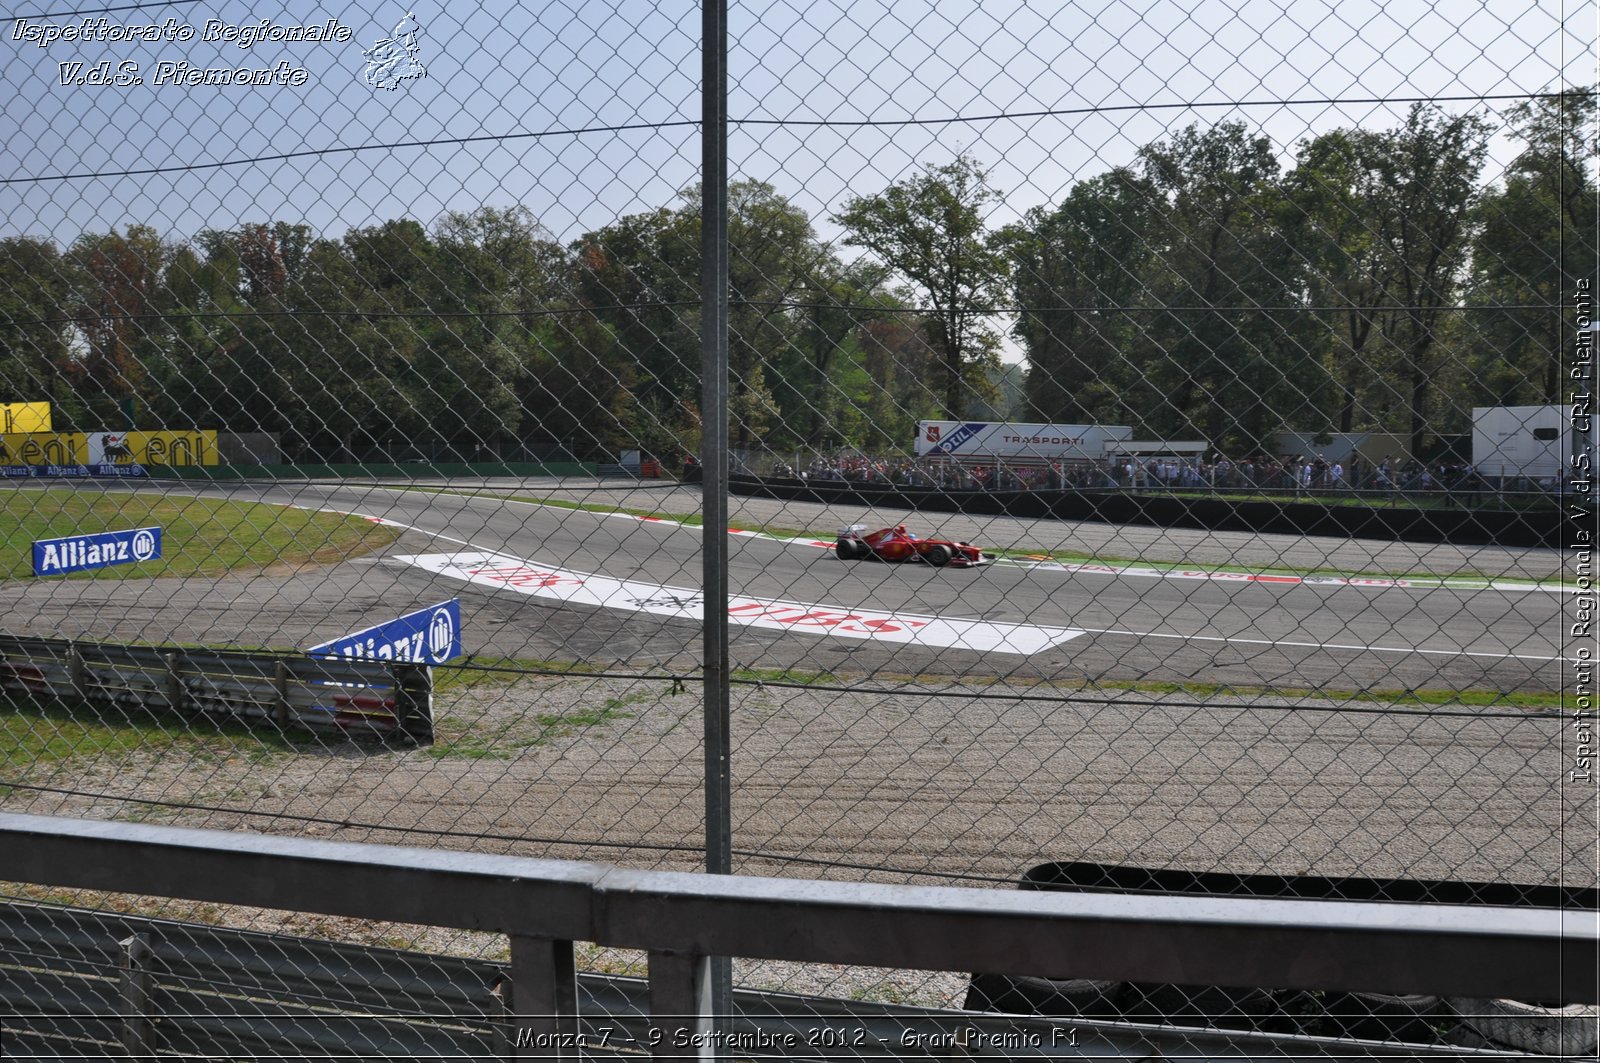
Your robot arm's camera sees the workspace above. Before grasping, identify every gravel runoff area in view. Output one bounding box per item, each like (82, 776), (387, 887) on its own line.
(7, 659), (1590, 1005)
(380, 478), (1569, 581)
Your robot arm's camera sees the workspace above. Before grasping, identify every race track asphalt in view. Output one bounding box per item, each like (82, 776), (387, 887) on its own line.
(4, 477), (1571, 697)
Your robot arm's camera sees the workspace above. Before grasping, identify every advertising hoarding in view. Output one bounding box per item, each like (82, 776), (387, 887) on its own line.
(1, 401), (53, 434)
(33, 527), (162, 577)
(914, 421), (1133, 460)
(308, 600), (463, 664)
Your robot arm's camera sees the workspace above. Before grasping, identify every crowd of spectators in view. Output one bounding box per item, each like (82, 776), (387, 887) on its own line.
(771, 453), (1576, 495)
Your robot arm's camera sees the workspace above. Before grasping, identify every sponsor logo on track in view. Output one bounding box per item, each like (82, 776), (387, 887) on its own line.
(395, 551), (1084, 655)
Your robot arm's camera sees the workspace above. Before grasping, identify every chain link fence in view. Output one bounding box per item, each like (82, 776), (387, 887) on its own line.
(1, 0), (1595, 1055)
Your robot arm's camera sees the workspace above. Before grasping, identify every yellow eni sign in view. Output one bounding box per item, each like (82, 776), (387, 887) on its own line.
(0, 430), (219, 466)
(88, 431), (218, 466)
(1, 402), (53, 434)
(0, 432), (87, 465)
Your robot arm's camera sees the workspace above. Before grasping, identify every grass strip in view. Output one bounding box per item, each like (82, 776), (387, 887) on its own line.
(0, 487), (401, 580)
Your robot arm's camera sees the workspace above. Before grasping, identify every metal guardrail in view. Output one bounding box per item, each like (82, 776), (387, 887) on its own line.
(1, 898), (1531, 1061)
(1, 814), (1593, 1059)
(0, 636), (433, 744)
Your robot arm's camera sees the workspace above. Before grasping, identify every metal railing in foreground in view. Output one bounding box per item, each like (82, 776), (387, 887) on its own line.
(1, 813), (1593, 1060)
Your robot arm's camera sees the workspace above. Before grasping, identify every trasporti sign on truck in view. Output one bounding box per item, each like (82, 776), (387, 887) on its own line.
(914, 421), (1134, 461)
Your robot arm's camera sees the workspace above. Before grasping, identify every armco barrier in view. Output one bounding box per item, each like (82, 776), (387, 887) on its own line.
(2, 814), (1593, 1060)
(0, 636), (432, 744)
(3, 897), (1550, 1061)
(733, 477), (1564, 548)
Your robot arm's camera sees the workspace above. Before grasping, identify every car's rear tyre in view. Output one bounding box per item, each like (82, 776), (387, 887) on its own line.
(924, 544), (952, 567)
(835, 539), (859, 560)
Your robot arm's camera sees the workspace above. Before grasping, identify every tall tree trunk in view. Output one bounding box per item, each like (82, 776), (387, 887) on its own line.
(1410, 354), (1430, 458)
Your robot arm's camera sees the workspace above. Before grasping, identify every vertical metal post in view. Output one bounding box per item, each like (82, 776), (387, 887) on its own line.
(700, 0), (734, 1038)
(163, 653), (183, 714)
(393, 663), (434, 746)
(507, 935), (579, 1060)
(648, 949), (715, 1061)
(119, 932), (152, 1057)
(272, 659), (290, 729)
(67, 644), (87, 702)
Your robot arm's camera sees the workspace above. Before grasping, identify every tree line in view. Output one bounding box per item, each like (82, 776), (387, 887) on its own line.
(0, 93), (1592, 463)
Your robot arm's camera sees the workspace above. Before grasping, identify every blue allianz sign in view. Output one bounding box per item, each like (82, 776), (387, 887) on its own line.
(308, 599), (461, 663)
(33, 526), (161, 576)
(0, 464), (146, 478)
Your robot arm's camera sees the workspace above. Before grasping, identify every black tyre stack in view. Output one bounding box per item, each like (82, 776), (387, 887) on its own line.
(963, 861), (1596, 1050)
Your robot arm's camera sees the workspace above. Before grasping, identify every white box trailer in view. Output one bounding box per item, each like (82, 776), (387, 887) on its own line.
(1472, 405), (1593, 482)
(914, 421), (1133, 462)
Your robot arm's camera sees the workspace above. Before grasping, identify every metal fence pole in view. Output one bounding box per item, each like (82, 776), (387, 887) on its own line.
(118, 931), (153, 1058)
(700, 0), (735, 1036)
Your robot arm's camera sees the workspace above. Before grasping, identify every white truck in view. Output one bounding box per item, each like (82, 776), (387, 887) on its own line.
(914, 420), (1133, 462)
(1471, 405), (1594, 484)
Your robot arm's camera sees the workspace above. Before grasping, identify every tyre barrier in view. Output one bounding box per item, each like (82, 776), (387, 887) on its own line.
(1321, 991), (1443, 1044)
(963, 975), (1125, 1022)
(963, 862), (1596, 1052)
(1119, 982), (1309, 1035)
(1448, 997), (1600, 1056)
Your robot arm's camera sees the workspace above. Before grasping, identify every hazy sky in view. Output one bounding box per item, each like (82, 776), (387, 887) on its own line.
(2, 0), (1594, 250)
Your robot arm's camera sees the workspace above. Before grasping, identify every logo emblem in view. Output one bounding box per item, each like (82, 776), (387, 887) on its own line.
(131, 529), (158, 561)
(102, 433), (134, 463)
(363, 11), (427, 90)
(927, 425), (941, 442)
(426, 605), (455, 663)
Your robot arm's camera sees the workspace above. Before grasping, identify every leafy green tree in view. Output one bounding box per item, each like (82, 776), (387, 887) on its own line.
(65, 224), (173, 428)
(1006, 167), (1157, 425)
(1361, 104), (1492, 452)
(159, 223), (307, 434)
(421, 207), (558, 452)
(1134, 122), (1304, 449)
(852, 314), (941, 449)
(1470, 89), (1598, 405)
(769, 257), (905, 448)
(834, 155), (1008, 418)
(576, 181), (848, 456)
(0, 236), (80, 425)
(1282, 129), (1397, 434)
(572, 204), (700, 445)
(723, 181), (822, 447)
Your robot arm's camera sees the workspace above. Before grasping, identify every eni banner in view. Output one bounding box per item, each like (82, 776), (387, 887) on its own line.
(87, 430), (218, 466)
(1, 402), (52, 434)
(2, 430), (218, 466)
(0, 432), (87, 466)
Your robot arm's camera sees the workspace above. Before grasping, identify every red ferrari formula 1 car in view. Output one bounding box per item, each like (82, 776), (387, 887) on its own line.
(834, 524), (989, 567)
